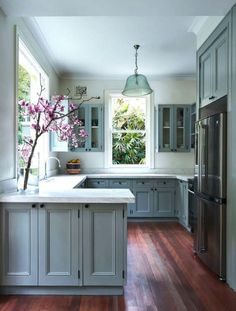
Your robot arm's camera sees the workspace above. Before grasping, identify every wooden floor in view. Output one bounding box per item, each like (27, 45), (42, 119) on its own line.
(0, 222), (236, 311)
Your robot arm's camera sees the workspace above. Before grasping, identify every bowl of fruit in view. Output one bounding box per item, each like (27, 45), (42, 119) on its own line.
(66, 159), (81, 174)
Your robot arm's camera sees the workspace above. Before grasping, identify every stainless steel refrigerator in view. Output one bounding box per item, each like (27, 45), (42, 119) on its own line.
(194, 106), (227, 280)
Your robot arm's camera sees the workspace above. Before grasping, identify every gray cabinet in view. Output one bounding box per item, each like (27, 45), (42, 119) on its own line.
(199, 28), (228, 108)
(0, 203), (38, 286)
(154, 188), (175, 217)
(158, 105), (190, 152)
(131, 187), (154, 217)
(71, 104), (103, 152)
(83, 204), (125, 286)
(87, 178), (109, 188)
(38, 203), (81, 286)
(177, 180), (189, 228)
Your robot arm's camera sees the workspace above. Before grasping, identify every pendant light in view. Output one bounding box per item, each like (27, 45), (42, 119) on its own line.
(122, 44), (153, 97)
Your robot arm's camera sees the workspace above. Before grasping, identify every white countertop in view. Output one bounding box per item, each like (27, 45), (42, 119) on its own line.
(0, 188), (135, 204)
(0, 173), (193, 204)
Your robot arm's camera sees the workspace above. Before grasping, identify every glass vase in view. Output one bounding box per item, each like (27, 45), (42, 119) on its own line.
(17, 153), (39, 193)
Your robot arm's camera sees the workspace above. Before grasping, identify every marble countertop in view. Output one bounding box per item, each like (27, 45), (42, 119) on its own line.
(0, 188), (135, 204)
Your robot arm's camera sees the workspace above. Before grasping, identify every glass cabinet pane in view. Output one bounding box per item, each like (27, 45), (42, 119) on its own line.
(91, 107), (100, 149)
(176, 107), (185, 149)
(78, 107), (86, 128)
(162, 107), (171, 149)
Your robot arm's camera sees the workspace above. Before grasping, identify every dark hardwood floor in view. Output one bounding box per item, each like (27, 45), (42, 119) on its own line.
(1, 222), (236, 311)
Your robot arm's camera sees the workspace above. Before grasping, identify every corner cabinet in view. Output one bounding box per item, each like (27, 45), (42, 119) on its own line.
(198, 20), (229, 108)
(158, 105), (190, 152)
(70, 104), (104, 152)
(50, 103), (104, 152)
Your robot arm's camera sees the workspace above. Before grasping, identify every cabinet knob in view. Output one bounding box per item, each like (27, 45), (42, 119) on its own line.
(209, 96), (215, 100)
(175, 149), (177, 152)
(85, 148), (88, 151)
(97, 181), (100, 184)
(171, 149), (174, 151)
(142, 181), (144, 185)
(40, 204), (44, 208)
(119, 181), (122, 185)
(154, 188), (157, 191)
(89, 148), (91, 151)
(151, 188), (154, 191)
(85, 204), (89, 208)
(32, 204), (36, 208)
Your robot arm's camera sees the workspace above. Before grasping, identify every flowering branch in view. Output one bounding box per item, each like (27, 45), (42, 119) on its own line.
(18, 84), (100, 190)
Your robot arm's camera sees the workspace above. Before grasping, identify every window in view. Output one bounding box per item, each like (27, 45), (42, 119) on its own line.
(18, 38), (49, 176)
(106, 92), (153, 168)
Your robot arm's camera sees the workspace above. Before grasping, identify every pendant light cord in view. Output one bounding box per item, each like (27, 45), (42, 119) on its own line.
(134, 45), (140, 75)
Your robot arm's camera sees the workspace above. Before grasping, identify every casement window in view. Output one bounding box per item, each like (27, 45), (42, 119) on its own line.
(17, 38), (49, 176)
(105, 91), (153, 168)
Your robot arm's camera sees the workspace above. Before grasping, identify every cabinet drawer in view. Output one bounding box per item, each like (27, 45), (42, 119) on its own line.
(156, 179), (175, 188)
(134, 179), (153, 188)
(109, 179), (131, 189)
(87, 179), (108, 188)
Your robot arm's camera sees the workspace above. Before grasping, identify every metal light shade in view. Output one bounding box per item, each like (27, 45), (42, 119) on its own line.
(122, 44), (153, 97)
(122, 73), (153, 97)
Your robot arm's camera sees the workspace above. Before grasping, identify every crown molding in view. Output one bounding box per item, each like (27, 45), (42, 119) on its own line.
(22, 17), (61, 77)
(188, 16), (209, 35)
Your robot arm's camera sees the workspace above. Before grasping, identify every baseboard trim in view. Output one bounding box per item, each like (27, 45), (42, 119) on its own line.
(128, 217), (179, 223)
(0, 286), (123, 296)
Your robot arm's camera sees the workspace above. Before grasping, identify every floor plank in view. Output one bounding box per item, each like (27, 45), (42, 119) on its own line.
(0, 222), (236, 311)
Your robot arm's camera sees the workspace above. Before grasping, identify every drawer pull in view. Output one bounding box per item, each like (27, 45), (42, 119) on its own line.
(32, 204), (36, 208)
(40, 204), (44, 208)
(85, 204), (89, 208)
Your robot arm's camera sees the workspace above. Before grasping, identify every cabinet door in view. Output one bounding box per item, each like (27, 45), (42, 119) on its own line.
(199, 48), (213, 107)
(83, 204), (124, 286)
(154, 188), (175, 217)
(50, 99), (69, 152)
(38, 204), (81, 286)
(212, 29), (228, 100)
(89, 105), (103, 152)
(132, 187), (154, 217)
(179, 181), (189, 228)
(109, 179), (131, 189)
(158, 105), (174, 151)
(71, 105), (87, 151)
(173, 106), (190, 152)
(0, 203), (38, 286)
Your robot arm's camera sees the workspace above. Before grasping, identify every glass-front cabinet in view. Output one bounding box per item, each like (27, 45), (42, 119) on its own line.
(158, 104), (190, 152)
(50, 103), (103, 152)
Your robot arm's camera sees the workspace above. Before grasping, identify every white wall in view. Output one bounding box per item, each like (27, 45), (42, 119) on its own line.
(0, 9), (59, 184)
(58, 77), (196, 173)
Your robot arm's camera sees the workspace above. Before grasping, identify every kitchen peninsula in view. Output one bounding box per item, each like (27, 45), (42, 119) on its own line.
(0, 181), (134, 295)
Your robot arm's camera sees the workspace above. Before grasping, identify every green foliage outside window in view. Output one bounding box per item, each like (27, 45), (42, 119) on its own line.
(112, 98), (146, 165)
(18, 65), (30, 145)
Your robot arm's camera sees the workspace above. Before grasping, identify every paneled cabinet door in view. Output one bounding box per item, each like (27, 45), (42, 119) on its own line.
(178, 181), (189, 228)
(212, 29), (228, 101)
(173, 106), (190, 152)
(158, 105), (174, 152)
(83, 204), (125, 286)
(199, 28), (228, 108)
(0, 203), (38, 286)
(38, 203), (81, 286)
(131, 187), (154, 217)
(154, 189), (175, 217)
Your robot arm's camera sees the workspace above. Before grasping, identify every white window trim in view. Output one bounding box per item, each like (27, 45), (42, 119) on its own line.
(104, 90), (154, 169)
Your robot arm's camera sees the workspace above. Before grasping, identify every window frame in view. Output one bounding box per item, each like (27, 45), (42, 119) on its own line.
(16, 33), (50, 179)
(104, 90), (154, 169)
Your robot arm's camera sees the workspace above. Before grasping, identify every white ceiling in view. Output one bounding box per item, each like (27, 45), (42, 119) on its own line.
(1, 0), (235, 79)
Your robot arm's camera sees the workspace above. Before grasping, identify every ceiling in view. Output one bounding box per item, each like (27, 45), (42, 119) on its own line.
(1, 0), (235, 79)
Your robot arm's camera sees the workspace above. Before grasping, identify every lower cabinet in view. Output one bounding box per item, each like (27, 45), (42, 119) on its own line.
(38, 203), (81, 286)
(83, 204), (125, 285)
(177, 180), (189, 228)
(0, 202), (126, 287)
(154, 188), (175, 217)
(130, 187), (154, 217)
(0, 203), (38, 286)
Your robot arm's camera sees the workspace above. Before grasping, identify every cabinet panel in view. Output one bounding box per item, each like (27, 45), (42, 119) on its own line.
(154, 189), (175, 217)
(132, 187), (154, 217)
(39, 204), (81, 286)
(158, 106), (174, 152)
(109, 179), (131, 189)
(200, 50), (213, 107)
(0, 203), (38, 286)
(87, 179), (109, 188)
(83, 204), (124, 286)
(178, 181), (189, 228)
(213, 30), (228, 100)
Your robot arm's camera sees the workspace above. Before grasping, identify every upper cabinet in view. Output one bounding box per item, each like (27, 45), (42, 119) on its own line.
(50, 103), (103, 152)
(158, 104), (190, 152)
(198, 24), (229, 108)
